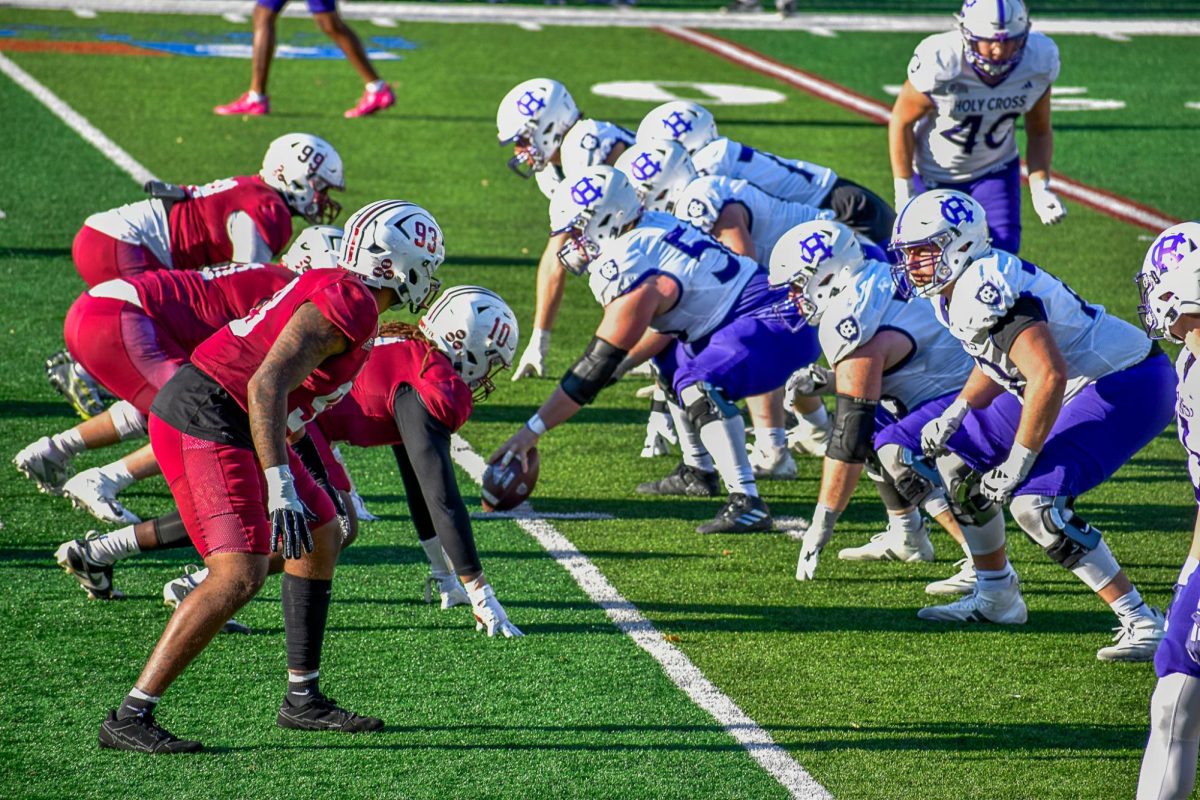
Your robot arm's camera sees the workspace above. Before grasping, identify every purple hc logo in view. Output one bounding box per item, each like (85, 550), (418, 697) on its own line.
(1151, 233), (1191, 272)
(631, 152), (662, 181)
(940, 196), (975, 226)
(662, 111), (693, 138)
(799, 232), (833, 265)
(571, 177), (604, 206)
(516, 91), (546, 118)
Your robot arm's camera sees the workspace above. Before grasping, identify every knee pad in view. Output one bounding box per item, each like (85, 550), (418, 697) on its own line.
(109, 400), (147, 440)
(680, 382), (738, 429)
(1009, 494), (1101, 569)
(935, 453), (999, 527)
(877, 444), (940, 508)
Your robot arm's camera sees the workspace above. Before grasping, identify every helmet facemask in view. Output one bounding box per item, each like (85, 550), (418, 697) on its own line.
(555, 213), (601, 276)
(890, 231), (960, 300)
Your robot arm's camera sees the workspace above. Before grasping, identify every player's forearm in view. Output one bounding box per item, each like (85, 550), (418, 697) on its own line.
(1025, 130), (1054, 182)
(533, 235), (569, 331)
(888, 121), (916, 179)
(248, 376), (290, 468)
(959, 365), (1005, 409)
(1014, 369), (1065, 452)
(817, 457), (866, 513)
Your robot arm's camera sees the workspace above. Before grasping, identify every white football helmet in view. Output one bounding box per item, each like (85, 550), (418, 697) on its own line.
(281, 225), (343, 274)
(614, 140), (698, 214)
(549, 166), (643, 275)
(420, 285), (519, 401)
(636, 101), (718, 156)
(769, 220), (865, 324)
(956, 0), (1030, 80)
(338, 200), (445, 313)
(496, 78), (580, 178)
(890, 190), (991, 299)
(260, 133), (345, 225)
(1137, 222), (1200, 342)
(559, 119), (631, 180)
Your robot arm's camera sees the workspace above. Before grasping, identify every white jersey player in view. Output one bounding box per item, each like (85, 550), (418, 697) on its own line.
(889, 0), (1065, 253)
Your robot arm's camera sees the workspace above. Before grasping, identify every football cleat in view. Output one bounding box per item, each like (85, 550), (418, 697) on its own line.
(786, 417), (831, 457)
(99, 710), (203, 753)
(61, 467), (140, 525)
(277, 694), (384, 732)
(838, 523), (935, 563)
(213, 91), (269, 116)
(424, 572), (470, 610)
(636, 462), (721, 497)
(925, 558), (977, 596)
(45, 351), (108, 419)
(917, 577), (1028, 625)
(344, 83), (396, 118)
(55, 532), (123, 600)
(14, 435), (74, 495)
(748, 443), (797, 480)
(1096, 608), (1167, 662)
(696, 493), (773, 534)
(163, 566), (250, 634)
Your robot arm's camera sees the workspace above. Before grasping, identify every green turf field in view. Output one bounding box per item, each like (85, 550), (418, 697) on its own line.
(1, 8), (1197, 799)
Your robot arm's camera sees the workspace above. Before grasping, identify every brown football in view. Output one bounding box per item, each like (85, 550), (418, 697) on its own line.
(480, 447), (540, 512)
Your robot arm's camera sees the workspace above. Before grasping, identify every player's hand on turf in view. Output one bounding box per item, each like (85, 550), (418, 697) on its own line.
(796, 505), (837, 581)
(920, 398), (970, 458)
(1030, 179), (1067, 225)
(489, 425), (539, 472)
(511, 329), (550, 381)
(981, 444), (1038, 505)
(264, 465), (314, 559)
(893, 177), (916, 212)
(641, 407), (678, 458)
(467, 581), (524, 638)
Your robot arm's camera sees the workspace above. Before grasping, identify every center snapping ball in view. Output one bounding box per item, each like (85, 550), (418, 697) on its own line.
(481, 447), (540, 511)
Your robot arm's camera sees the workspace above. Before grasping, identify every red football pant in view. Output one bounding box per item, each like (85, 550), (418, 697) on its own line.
(72, 225), (167, 287)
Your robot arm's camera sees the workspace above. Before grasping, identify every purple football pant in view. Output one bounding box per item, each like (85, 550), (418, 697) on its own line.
(257, 0), (337, 13)
(1157, 574), (1200, 679)
(915, 157), (1022, 254)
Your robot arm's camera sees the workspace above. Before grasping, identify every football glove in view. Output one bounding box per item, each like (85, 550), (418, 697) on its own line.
(641, 406), (678, 458)
(796, 505), (838, 581)
(467, 581), (523, 638)
(980, 443), (1038, 504)
(920, 398), (970, 458)
(1188, 611), (1200, 667)
(893, 177), (916, 213)
(1030, 178), (1067, 226)
(424, 571), (470, 610)
(264, 465), (314, 560)
(784, 364), (834, 407)
(511, 328), (550, 381)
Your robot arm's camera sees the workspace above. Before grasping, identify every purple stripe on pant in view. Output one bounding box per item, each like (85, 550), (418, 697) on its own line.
(915, 157), (1023, 254)
(1156, 575), (1200, 679)
(257, 0), (337, 13)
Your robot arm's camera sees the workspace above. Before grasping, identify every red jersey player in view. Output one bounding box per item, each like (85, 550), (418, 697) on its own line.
(71, 132), (343, 287)
(96, 200), (444, 753)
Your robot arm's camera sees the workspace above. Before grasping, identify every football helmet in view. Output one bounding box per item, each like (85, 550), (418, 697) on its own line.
(338, 201), (445, 313)
(1137, 222), (1200, 342)
(890, 190), (991, 299)
(956, 0), (1030, 80)
(281, 225), (343, 274)
(260, 133), (345, 225)
(768, 220), (865, 324)
(420, 285), (519, 401)
(548, 166), (643, 275)
(496, 78), (580, 178)
(636, 101), (718, 156)
(559, 119), (630, 179)
(614, 140), (698, 214)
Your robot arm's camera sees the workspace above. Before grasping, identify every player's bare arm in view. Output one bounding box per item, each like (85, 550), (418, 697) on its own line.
(1005, 321), (1067, 452)
(710, 203), (756, 262)
(888, 81), (934, 182)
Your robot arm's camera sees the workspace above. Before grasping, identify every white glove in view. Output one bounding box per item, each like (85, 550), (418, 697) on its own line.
(641, 397), (678, 458)
(981, 443), (1038, 504)
(894, 177), (916, 212)
(784, 364), (833, 409)
(467, 581), (524, 638)
(264, 465), (313, 560)
(511, 328), (550, 381)
(424, 570), (470, 610)
(920, 398), (970, 458)
(628, 361), (655, 378)
(1030, 177), (1067, 226)
(349, 489), (379, 522)
(796, 505), (839, 581)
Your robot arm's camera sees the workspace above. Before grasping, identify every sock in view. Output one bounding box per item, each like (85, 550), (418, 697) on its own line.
(247, 90), (266, 102)
(287, 670), (320, 705)
(697, 415), (756, 497)
(887, 508), (924, 540)
(50, 428), (86, 457)
(976, 562), (1014, 589)
(1109, 587), (1148, 621)
(420, 536), (452, 577)
(86, 526), (140, 564)
(189, 567), (210, 584)
(667, 401), (714, 472)
(800, 404), (829, 427)
(282, 574), (332, 688)
(1180, 556), (1200, 586)
(97, 460), (136, 492)
(367, 79), (387, 93)
(117, 687), (160, 719)
(753, 427), (787, 450)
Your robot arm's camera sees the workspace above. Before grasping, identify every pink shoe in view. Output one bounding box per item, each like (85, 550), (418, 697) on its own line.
(214, 92), (269, 116)
(344, 84), (395, 118)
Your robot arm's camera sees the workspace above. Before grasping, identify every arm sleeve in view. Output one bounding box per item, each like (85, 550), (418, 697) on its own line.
(989, 294), (1047, 354)
(391, 385), (482, 575)
(227, 210), (274, 264)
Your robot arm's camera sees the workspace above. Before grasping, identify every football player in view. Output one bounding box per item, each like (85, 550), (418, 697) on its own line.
(769, 220), (978, 594)
(72, 133), (343, 287)
(14, 227), (342, 525)
(1135, 227), (1200, 799)
(495, 78), (635, 381)
(489, 166), (821, 534)
(637, 100), (896, 245)
(889, 0), (1065, 254)
(213, 0), (395, 118)
(96, 201), (442, 753)
(892, 189), (1170, 660)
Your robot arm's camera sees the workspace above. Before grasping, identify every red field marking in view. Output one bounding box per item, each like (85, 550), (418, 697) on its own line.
(0, 39), (168, 57)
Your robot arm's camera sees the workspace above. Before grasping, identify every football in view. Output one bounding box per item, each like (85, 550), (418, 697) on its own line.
(480, 447), (540, 511)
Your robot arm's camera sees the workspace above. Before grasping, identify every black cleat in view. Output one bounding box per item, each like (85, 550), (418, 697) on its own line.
(696, 493), (773, 534)
(277, 694), (384, 733)
(636, 462), (721, 497)
(98, 710), (203, 753)
(55, 533), (123, 600)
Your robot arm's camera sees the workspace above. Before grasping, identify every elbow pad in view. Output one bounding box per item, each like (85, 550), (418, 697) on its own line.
(826, 394), (878, 464)
(560, 336), (628, 406)
(143, 180), (188, 202)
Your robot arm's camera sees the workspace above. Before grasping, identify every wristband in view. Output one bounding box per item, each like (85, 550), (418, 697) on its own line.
(526, 413), (548, 436)
(811, 503), (841, 530)
(1005, 442), (1039, 474)
(531, 329), (551, 350)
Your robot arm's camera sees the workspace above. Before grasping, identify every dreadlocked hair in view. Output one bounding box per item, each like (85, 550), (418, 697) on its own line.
(377, 321), (437, 376)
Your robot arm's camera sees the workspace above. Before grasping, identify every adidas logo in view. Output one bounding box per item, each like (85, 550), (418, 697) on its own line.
(735, 510), (768, 525)
(1022, 81), (1033, 89)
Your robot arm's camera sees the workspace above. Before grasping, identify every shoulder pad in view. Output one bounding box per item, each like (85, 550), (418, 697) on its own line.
(947, 258), (1017, 334)
(674, 176), (724, 232)
(535, 166), (563, 201)
(818, 274), (885, 364)
(907, 32), (960, 94)
(588, 233), (649, 307)
(691, 138), (735, 177)
(1025, 32), (1061, 83)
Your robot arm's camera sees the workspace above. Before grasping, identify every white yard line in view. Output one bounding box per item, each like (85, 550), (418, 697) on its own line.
(1, 0), (1196, 36)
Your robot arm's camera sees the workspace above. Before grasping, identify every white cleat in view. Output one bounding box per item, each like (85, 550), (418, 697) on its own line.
(917, 576), (1028, 625)
(61, 467), (140, 525)
(13, 436), (74, 495)
(838, 523), (935, 562)
(925, 558), (978, 596)
(749, 443), (797, 480)
(424, 572), (470, 609)
(1096, 608), (1167, 662)
(786, 418), (831, 457)
(163, 566), (250, 634)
